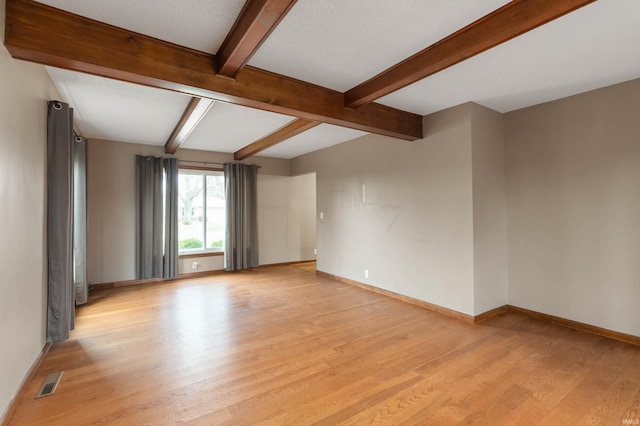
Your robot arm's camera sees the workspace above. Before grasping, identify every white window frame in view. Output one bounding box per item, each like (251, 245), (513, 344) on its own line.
(177, 168), (225, 255)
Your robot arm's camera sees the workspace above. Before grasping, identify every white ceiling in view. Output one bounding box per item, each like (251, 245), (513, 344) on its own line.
(249, 0), (512, 92)
(38, 0), (246, 53)
(180, 102), (293, 154)
(46, 67), (191, 146)
(260, 124), (367, 159)
(379, 0), (640, 115)
(37, 0), (640, 159)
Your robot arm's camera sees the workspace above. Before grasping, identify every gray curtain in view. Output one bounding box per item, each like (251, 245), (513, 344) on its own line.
(136, 156), (164, 279)
(136, 156), (178, 279)
(224, 163), (259, 271)
(73, 134), (88, 304)
(163, 158), (179, 279)
(47, 100), (75, 342)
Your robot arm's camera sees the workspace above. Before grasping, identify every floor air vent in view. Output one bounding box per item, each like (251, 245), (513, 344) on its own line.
(36, 371), (63, 398)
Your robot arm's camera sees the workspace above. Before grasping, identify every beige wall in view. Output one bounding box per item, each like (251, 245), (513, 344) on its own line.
(87, 140), (160, 283)
(470, 104), (508, 315)
(290, 173), (317, 261)
(87, 139), (311, 283)
(258, 173), (316, 265)
(0, 2), (61, 417)
(293, 79), (640, 335)
(293, 104), (478, 315)
(505, 79), (640, 336)
(2, 19), (638, 418)
(89, 78), (640, 337)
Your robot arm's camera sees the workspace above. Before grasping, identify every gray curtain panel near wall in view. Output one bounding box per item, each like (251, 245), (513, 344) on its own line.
(163, 158), (179, 279)
(136, 156), (163, 279)
(47, 100), (89, 342)
(73, 135), (88, 305)
(136, 156), (178, 280)
(224, 163), (259, 271)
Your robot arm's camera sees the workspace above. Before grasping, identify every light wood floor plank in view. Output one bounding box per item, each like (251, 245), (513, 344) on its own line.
(7, 265), (640, 425)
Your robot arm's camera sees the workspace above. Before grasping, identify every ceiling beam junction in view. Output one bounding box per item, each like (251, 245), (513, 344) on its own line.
(234, 118), (319, 160)
(4, 0), (422, 141)
(344, 0), (597, 109)
(165, 97), (215, 154)
(217, 0), (298, 78)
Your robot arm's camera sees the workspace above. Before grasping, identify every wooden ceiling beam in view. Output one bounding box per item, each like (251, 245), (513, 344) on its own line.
(217, 0), (298, 78)
(164, 97), (214, 154)
(4, 0), (422, 141)
(344, 0), (596, 109)
(234, 118), (319, 160)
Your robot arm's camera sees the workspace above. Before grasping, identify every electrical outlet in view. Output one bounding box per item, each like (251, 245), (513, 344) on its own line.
(191, 261), (198, 270)
(314, 248), (317, 255)
(364, 269), (369, 279)
(320, 212), (324, 220)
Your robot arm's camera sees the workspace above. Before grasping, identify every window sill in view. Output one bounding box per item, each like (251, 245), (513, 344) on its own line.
(179, 252), (224, 259)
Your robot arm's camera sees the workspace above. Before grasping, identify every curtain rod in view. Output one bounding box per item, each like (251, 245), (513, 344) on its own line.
(179, 160), (261, 168)
(179, 160), (225, 166)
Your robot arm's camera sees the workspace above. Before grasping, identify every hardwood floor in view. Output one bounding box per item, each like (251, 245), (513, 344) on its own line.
(8, 265), (640, 425)
(291, 261), (316, 273)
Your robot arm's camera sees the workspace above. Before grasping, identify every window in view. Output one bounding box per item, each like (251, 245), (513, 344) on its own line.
(178, 169), (225, 254)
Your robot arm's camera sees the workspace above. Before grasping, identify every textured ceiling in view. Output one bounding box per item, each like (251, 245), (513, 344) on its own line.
(46, 67), (191, 146)
(378, 0), (640, 115)
(260, 124), (367, 159)
(180, 102), (294, 153)
(249, 0), (511, 92)
(34, 0), (640, 159)
(36, 0), (245, 53)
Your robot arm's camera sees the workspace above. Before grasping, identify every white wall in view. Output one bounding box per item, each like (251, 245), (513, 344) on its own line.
(87, 139), (314, 283)
(0, 0), (61, 416)
(258, 173), (316, 265)
(293, 104), (477, 315)
(505, 79), (640, 336)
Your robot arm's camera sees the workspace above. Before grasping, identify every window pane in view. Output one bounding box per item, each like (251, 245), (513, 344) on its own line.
(206, 174), (225, 251)
(178, 173), (204, 251)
